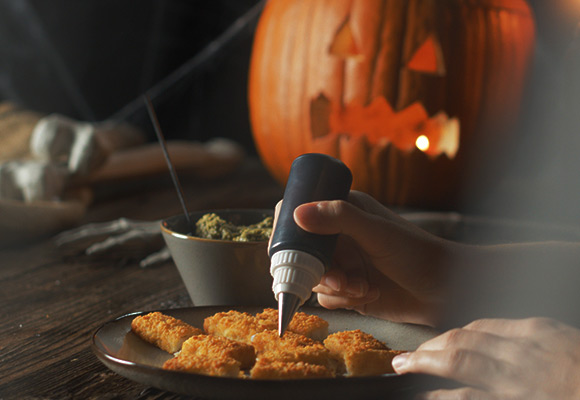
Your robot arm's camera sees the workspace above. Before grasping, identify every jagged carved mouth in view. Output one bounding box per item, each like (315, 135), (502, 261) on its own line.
(311, 94), (460, 158)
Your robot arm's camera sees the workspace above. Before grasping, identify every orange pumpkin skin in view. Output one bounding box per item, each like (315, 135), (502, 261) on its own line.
(249, 0), (536, 208)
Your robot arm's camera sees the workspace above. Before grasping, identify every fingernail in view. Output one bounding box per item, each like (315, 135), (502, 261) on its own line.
(322, 275), (341, 291)
(296, 202), (321, 216)
(392, 353), (410, 372)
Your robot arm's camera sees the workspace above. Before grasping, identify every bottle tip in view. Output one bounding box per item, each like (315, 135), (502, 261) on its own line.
(278, 292), (301, 336)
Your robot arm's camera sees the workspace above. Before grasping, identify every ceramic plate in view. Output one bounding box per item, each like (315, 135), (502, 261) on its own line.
(92, 306), (443, 400)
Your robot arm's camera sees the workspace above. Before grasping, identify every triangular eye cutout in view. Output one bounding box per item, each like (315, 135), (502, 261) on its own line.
(329, 17), (361, 59)
(406, 35), (446, 76)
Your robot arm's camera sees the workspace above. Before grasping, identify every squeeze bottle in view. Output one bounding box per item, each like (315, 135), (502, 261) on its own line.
(269, 153), (352, 335)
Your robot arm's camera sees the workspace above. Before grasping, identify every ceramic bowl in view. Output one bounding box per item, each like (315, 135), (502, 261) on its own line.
(161, 209), (276, 307)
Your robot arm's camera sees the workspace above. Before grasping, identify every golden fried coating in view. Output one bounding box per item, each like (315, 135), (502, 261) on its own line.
(250, 358), (335, 380)
(256, 308), (329, 341)
(254, 308), (279, 332)
(162, 354), (242, 378)
(324, 329), (387, 352)
(135, 309), (404, 380)
(323, 330), (402, 376)
(180, 334), (256, 369)
(342, 348), (402, 376)
(251, 330), (334, 369)
(131, 312), (203, 353)
(203, 310), (272, 344)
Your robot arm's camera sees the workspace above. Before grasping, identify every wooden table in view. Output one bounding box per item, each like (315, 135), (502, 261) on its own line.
(0, 157), (284, 399)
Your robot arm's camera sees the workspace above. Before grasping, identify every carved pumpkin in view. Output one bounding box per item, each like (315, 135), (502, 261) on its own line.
(249, 0), (536, 208)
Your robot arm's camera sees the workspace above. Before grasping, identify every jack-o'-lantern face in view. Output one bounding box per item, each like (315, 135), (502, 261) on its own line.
(311, 17), (459, 160)
(248, 0), (536, 207)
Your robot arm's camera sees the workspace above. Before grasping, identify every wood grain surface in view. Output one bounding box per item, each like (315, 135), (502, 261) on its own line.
(0, 157), (283, 399)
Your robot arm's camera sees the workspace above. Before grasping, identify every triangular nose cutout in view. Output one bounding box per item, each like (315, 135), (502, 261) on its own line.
(406, 35), (446, 76)
(329, 17), (361, 59)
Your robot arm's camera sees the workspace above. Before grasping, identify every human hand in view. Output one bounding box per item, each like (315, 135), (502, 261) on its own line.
(392, 317), (580, 399)
(292, 190), (459, 326)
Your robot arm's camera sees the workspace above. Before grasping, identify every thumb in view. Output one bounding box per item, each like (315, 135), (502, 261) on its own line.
(293, 200), (397, 256)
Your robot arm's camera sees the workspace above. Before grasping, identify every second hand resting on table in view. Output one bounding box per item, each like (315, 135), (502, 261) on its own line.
(281, 190), (580, 399)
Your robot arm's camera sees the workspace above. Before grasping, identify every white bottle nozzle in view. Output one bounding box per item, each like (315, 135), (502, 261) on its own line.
(270, 249), (325, 304)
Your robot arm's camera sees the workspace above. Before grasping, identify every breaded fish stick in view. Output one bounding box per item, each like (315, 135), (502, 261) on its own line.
(324, 329), (402, 376)
(180, 334), (256, 369)
(256, 308), (329, 341)
(131, 311), (202, 353)
(251, 330), (333, 369)
(250, 358), (334, 379)
(163, 354), (242, 378)
(203, 310), (275, 343)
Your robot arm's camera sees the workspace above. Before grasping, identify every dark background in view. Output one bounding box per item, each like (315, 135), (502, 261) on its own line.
(0, 0), (262, 151)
